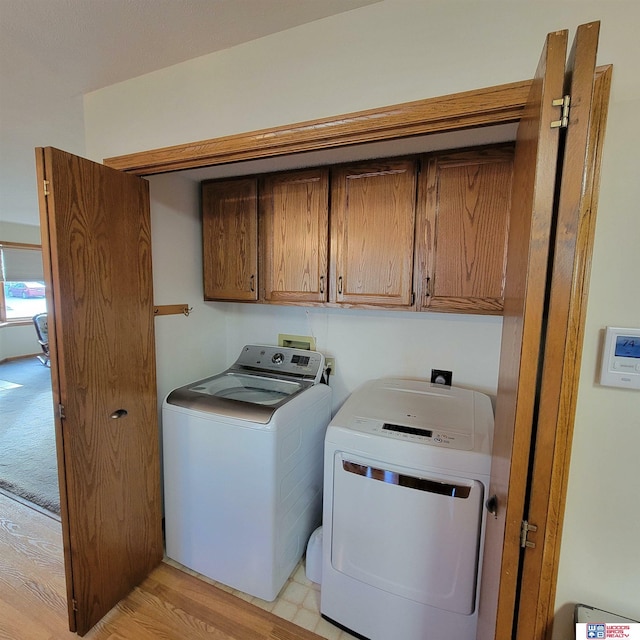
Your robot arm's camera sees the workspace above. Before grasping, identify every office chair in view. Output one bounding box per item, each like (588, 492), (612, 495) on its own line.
(32, 313), (49, 366)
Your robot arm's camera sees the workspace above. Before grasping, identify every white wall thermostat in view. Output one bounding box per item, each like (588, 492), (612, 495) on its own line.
(599, 326), (640, 390)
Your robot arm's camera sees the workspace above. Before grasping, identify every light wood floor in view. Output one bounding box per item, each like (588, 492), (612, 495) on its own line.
(0, 492), (326, 639)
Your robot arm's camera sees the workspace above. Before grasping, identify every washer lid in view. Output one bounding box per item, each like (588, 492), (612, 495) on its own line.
(189, 372), (304, 405)
(164, 345), (326, 423)
(165, 372), (310, 423)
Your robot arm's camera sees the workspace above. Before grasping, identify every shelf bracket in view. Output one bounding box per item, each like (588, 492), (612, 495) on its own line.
(153, 304), (192, 317)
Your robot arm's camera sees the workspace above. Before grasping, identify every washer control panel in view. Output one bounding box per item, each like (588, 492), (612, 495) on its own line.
(599, 327), (640, 390)
(234, 344), (325, 383)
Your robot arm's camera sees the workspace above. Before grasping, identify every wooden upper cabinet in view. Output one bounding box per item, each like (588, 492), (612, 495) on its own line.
(260, 169), (329, 303)
(415, 145), (514, 314)
(201, 146), (513, 313)
(202, 178), (258, 301)
(330, 158), (418, 307)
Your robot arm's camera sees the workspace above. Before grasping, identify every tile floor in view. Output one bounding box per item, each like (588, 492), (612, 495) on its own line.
(165, 557), (358, 640)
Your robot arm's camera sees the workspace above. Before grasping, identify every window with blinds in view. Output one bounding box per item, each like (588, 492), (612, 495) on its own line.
(0, 242), (47, 322)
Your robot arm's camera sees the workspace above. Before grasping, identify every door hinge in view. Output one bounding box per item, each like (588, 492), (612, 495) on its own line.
(72, 598), (78, 611)
(58, 403), (66, 420)
(43, 179), (50, 196)
(520, 520), (538, 549)
(551, 95), (571, 129)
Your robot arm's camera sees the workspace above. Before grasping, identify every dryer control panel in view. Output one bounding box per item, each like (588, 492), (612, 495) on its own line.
(346, 416), (473, 451)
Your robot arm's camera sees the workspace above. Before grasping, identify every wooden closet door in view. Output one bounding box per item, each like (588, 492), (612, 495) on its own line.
(479, 21), (605, 640)
(331, 158), (417, 307)
(261, 168), (329, 303)
(476, 28), (568, 640)
(515, 23), (607, 639)
(202, 178), (258, 301)
(35, 147), (163, 636)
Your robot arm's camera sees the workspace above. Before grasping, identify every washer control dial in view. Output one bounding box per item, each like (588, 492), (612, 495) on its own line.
(272, 352), (285, 365)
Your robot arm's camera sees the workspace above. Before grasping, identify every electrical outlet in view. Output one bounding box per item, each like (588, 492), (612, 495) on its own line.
(325, 357), (336, 374)
(431, 369), (453, 386)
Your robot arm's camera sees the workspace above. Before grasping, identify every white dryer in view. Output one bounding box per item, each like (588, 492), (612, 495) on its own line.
(321, 377), (494, 640)
(163, 345), (331, 601)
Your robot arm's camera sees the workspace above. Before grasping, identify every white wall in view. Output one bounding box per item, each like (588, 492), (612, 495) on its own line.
(83, 2), (640, 637)
(222, 303), (502, 413)
(552, 94), (640, 634)
(146, 173), (227, 402)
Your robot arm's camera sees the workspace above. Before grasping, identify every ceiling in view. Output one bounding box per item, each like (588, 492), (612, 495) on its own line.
(0, 0), (380, 228)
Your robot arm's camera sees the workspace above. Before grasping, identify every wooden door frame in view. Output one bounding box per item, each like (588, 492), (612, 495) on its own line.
(104, 71), (609, 637)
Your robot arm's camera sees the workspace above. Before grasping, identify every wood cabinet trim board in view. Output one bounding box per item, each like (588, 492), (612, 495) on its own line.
(103, 80), (532, 175)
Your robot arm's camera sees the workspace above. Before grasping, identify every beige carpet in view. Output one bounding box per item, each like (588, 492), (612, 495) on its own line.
(0, 357), (59, 514)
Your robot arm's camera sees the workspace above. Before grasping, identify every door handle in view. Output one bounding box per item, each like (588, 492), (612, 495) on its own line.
(485, 494), (498, 519)
(338, 276), (343, 295)
(320, 275), (325, 294)
(249, 274), (255, 292)
(110, 409), (128, 419)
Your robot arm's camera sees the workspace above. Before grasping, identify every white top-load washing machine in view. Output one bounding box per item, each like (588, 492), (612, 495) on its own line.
(163, 344), (331, 601)
(321, 377), (494, 640)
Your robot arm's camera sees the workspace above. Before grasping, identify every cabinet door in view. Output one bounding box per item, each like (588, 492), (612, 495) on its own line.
(202, 178), (258, 301)
(416, 146), (513, 314)
(331, 158), (417, 307)
(261, 168), (329, 303)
